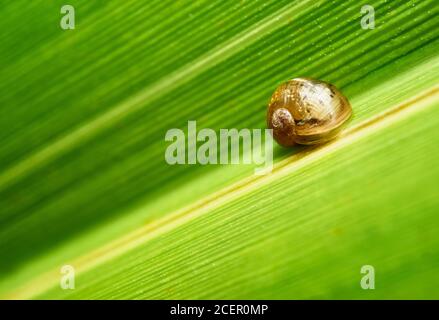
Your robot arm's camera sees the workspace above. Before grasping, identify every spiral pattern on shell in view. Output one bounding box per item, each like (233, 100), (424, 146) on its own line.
(267, 78), (352, 146)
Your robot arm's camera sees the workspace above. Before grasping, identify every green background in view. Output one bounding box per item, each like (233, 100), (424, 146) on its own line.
(0, 0), (438, 299)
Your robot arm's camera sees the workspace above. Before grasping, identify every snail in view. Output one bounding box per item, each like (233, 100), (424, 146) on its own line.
(267, 78), (352, 146)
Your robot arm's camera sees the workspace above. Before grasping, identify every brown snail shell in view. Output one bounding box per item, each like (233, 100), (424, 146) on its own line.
(267, 78), (352, 146)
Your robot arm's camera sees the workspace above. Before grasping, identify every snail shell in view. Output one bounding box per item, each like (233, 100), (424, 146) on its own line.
(267, 78), (352, 146)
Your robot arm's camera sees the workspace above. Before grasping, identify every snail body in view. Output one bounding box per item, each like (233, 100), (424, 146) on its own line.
(267, 78), (352, 146)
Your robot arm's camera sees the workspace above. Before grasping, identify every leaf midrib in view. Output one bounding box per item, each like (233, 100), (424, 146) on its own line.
(5, 82), (438, 300)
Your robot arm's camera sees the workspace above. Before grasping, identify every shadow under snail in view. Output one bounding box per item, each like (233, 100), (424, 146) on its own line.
(267, 78), (352, 146)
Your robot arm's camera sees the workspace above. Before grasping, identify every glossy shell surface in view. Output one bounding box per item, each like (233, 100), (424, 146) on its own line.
(267, 78), (352, 146)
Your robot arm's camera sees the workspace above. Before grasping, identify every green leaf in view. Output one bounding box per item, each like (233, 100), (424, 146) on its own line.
(0, 0), (438, 299)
